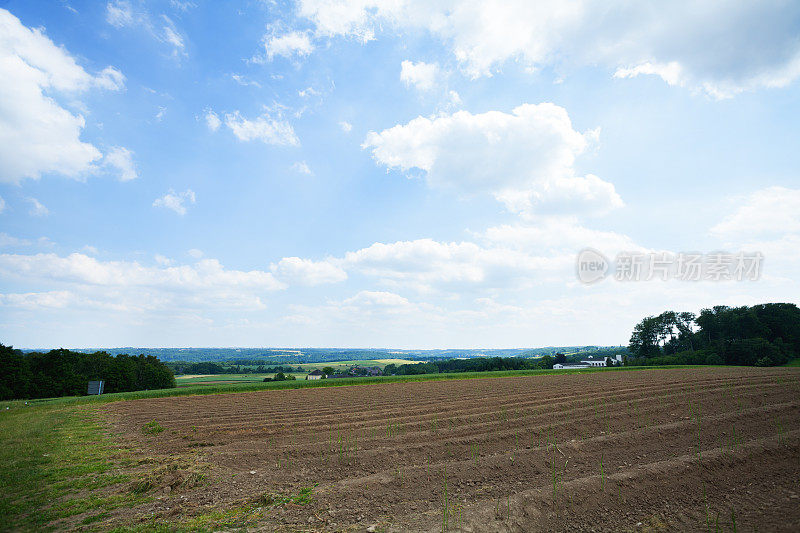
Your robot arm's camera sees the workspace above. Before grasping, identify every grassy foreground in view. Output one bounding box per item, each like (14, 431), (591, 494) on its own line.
(0, 364), (736, 531)
(0, 404), (150, 531)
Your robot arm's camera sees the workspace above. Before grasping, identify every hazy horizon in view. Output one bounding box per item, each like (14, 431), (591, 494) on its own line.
(17, 344), (622, 352)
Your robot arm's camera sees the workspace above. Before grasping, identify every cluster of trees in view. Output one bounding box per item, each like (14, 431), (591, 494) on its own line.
(263, 372), (296, 382)
(628, 303), (800, 366)
(319, 365), (383, 377)
(0, 345), (175, 400)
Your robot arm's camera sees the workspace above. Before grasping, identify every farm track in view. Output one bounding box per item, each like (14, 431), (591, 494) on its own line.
(104, 367), (800, 531)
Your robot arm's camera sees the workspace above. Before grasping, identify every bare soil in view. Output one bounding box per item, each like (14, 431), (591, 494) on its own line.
(101, 367), (800, 532)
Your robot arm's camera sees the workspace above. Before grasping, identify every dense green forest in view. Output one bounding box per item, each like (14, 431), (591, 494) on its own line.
(628, 303), (800, 366)
(0, 345), (175, 400)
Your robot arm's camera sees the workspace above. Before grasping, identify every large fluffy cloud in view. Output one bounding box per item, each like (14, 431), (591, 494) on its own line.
(0, 9), (127, 184)
(298, 0), (800, 97)
(0, 253), (283, 290)
(338, 237), (569, 293)
(265, 216), (642, 295)
(363, 103), (622, 217)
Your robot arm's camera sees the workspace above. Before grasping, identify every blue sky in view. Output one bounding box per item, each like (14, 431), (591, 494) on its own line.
(1, 0), (799, 348)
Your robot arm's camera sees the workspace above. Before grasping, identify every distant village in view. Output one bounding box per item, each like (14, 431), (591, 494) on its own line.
(306, 355), (626, 380)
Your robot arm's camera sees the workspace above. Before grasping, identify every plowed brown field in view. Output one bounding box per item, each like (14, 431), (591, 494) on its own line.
(104, 367), (800, 532)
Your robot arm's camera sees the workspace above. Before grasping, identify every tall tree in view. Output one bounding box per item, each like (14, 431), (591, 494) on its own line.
(629, 316), (661, 358)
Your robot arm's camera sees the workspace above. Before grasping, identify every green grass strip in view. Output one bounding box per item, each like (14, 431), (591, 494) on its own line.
(0, 404), (145, 531)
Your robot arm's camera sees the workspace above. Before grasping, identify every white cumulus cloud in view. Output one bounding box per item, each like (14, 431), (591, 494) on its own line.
(298, 0), (800, 97)
(0, 252), (286, 312)
(0, 9), (125, 184)
(363, 103), (622, 217)
(340, 237), (564, 292)
(0, 252), (284, 291)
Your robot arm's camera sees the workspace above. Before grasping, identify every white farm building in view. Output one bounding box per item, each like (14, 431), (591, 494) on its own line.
(553, 354), (623, 370)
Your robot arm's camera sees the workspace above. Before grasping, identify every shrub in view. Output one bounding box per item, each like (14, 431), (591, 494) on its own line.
(142, 420), (164, 435)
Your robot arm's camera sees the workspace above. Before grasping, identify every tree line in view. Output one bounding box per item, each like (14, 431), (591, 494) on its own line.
(628, 303), (800, 366)
(383, 356), (557, 376)
(167, 361), (303, 375)
(0, 345), (175, 400)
